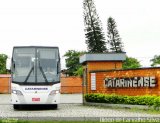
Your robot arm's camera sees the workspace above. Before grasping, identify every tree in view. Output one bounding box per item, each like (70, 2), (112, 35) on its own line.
(83, 0), (107, 53)
(150, 55), (160, 67)
(122, 57), (141, 69)
(0, 54), (8, 74)
(64, 50), (85, 76)
(107, 17), (124, 52)
(74, 67), (83, 77)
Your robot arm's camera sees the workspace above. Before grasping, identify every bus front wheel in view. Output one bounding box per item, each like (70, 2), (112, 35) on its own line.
(53, 104), (58, 109)
(13, 105), (19, 110)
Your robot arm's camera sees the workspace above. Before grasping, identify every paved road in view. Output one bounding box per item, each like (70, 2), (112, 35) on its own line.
(60, 94), (83, 103)
(1, 103), (160, 121)
(0, 94), (160, 121)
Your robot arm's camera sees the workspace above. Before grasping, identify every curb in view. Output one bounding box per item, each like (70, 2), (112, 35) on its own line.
(84, 102), (152, 110)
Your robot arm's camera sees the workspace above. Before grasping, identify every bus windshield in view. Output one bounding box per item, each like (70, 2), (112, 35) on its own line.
(12, 47), (60, 85)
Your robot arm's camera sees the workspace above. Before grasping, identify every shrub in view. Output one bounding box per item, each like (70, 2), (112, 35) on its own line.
(84, 93), (160, 109)
(153, 97), (160, 110)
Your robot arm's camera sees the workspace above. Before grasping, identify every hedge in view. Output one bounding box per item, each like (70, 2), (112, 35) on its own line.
(85, 93), (160, 109)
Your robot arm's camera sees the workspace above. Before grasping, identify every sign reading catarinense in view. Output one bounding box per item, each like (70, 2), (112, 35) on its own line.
(104, 76), (156, 88)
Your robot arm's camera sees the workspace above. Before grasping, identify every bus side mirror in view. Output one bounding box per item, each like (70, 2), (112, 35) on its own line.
(57, 61), (61, 74)
(6, 58), (11, 70)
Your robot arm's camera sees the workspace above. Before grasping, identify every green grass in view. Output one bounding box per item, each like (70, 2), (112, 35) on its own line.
(19, 121), (97, 123)
(1, 119), (160, 123)
(130, 107), (160, 115)
(0, 120), (99, 123)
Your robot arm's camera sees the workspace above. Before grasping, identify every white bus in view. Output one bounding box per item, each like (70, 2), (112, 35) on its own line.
(11, 46), (61, 109)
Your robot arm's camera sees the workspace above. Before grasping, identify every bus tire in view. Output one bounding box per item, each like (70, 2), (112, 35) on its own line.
(53, 104), (58, 109)
(13, 105), (19, 110)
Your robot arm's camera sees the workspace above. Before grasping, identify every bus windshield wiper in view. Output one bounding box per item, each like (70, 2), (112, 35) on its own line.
(24, 66), (34, 83)
(39, 66), (48, 83)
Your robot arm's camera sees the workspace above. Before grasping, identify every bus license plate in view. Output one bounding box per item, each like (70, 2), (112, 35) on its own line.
(32, 98), (40, 101)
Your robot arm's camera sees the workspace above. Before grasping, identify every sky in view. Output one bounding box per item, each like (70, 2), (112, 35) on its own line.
(0, 0), (160, 69)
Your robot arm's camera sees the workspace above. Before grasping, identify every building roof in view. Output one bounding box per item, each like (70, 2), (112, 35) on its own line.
(80, 53), (126, 64)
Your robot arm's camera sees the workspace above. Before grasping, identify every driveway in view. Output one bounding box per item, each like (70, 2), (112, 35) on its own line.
(0, 94), (160, 121)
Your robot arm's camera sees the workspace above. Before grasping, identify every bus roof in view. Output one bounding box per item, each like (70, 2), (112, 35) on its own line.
(13, 46), (59, 49)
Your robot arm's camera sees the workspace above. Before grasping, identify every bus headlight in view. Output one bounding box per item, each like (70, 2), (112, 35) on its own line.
(49, 90), (59, 95)
(12, 90), (23, 96)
